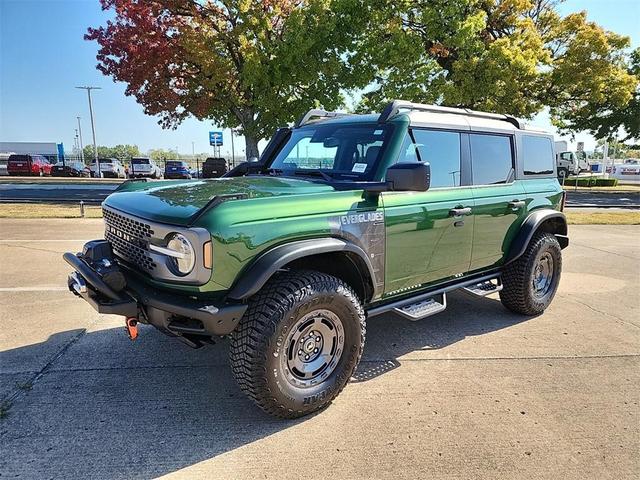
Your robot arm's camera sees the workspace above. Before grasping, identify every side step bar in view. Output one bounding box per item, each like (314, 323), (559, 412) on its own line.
(367, 272), (501, 320)
(463, 279), (503, 297)
(394, 293), (446, 321)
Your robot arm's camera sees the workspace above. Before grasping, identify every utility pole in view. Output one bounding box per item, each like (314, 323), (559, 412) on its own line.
(76, 86), (101, 176)
(76, 116), (84, 163)
(74, 129), (79, 159)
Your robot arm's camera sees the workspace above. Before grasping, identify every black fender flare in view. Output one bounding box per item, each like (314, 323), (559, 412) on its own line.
(227, 238), (377, 301)
(505, 210), (569, 264)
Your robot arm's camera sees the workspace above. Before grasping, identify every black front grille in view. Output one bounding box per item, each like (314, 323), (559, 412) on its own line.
(103, 208), (157, 272)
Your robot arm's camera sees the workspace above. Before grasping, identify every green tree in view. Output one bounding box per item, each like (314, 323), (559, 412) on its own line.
(86, 0), (371, 159)
(356, 0), (637, 137)
(148, 148), (179, 162)
(555, 47), (640, 140)
(82, 144), (141, 162)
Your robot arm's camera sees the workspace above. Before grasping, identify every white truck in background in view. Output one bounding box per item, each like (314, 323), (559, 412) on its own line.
(554, 141), (589, 178)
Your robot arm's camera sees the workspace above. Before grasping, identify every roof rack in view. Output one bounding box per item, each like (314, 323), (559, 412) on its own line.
(294, 109), (350, 128)
(378, 100), (523, 129)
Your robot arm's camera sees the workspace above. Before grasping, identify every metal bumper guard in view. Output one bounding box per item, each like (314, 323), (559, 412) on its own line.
(64, 252), (247, 336)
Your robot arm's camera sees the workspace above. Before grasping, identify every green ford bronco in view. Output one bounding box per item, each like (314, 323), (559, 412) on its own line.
(65, 100), (568, 418)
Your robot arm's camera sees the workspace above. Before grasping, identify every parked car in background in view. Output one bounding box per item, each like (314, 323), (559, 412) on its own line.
(202, 157), (228, 178)
(164, 160), (192, 179)
(7, 154), (53, 176)
(52, 161), (91, 177)
(90, 158), (126, 178)
(0, 152), (15, 176)
(129, 157), (163, 179)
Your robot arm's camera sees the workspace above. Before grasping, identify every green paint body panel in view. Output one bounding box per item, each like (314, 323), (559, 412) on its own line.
(101, 117), (563, 305)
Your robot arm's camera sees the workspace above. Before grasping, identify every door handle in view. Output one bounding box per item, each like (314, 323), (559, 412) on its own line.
(508, 200), (525, 210)
(449, 207), (472, 217)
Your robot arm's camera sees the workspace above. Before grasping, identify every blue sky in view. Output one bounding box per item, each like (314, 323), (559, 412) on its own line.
(0, 0), (638, 156)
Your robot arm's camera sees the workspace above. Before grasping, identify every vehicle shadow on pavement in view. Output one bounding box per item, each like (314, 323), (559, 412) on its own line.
(0, 327), (308, 478)
(353, 290), (532, 382)
(0, 291), (529, 478)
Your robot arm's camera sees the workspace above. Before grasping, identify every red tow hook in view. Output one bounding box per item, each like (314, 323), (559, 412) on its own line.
(125, 317), (139, 341)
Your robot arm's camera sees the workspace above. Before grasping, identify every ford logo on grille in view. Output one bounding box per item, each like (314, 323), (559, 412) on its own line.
(107, 225), (147, 248)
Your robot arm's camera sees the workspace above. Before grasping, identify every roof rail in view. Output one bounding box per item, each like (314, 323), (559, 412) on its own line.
(294, 109), (349, 128)
(378, 100), (523, 129)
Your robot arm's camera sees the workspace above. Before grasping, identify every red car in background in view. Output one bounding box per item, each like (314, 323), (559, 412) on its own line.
(7, 154), (53, 176)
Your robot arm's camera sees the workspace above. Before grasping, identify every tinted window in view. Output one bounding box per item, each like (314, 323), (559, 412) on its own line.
(396, 130), (461, 188)
(470, 134), (513, 185)
(131, 158), (150, 165)
(522, 135), (554, 175)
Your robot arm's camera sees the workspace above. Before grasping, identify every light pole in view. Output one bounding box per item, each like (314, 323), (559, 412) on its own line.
(76, 86), (101, 176)
(76, 116), (84, 163)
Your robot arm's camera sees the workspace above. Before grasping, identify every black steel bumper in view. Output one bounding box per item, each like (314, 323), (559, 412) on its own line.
(64, 250), (247, 337)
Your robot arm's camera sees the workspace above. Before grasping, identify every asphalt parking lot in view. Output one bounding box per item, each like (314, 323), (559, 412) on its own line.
(0, 219), (638, 479)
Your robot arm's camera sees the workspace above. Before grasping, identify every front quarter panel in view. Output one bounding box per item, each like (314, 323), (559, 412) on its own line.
(194, 190), (386, 296)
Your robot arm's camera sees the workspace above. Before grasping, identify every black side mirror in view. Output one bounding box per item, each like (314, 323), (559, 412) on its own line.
(386, 162), (431, 191)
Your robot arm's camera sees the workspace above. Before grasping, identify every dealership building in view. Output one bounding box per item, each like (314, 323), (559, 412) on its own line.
(0, 142), (64, 162)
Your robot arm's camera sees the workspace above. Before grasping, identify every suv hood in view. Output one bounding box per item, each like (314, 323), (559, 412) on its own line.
(103, 176), (336, 225)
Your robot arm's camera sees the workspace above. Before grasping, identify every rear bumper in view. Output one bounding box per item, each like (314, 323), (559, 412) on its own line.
(64, 248), (247, 337)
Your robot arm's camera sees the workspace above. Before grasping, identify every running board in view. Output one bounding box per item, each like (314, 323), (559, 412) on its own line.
(463, 278), (502, 297)
(394, 293), (446, 321)
(367, 271), (501, 319)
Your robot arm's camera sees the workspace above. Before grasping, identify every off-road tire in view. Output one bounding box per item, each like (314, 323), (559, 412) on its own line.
(229, 270), (366, 419)
(500, 232), (562, 315)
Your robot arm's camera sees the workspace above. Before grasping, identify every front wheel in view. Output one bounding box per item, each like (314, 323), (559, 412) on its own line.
(229, 270), (366, 419)
(500, 232), (562, 315)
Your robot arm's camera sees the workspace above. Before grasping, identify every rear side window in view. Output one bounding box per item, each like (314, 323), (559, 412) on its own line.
(470, 134), (513, 185)
(397, 130), (461, 188)
(522, 136), (554, 175)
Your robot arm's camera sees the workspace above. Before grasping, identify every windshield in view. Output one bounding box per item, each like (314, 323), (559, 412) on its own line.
(269, 123), (393, 180)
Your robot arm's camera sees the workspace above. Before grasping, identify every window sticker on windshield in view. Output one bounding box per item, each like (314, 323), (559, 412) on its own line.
(352, 163), (368, 173)
(374, 130), (383, 135)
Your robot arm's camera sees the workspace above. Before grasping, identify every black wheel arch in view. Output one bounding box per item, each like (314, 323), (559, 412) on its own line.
(505, 210), (568, 265)
(227, 238), (377, 302)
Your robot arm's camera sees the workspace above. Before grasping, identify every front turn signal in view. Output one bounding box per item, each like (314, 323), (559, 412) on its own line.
(203, 241), (213, 269)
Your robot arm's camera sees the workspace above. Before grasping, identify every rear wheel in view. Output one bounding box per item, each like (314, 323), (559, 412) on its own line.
(229, 270), (365, 418)
(500, 232), (562, 315)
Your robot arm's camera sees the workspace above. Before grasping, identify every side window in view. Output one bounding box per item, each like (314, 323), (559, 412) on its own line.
(470, 134), (513, 185)
(396, 130), (461, 188)
(522, 135), (554, 175)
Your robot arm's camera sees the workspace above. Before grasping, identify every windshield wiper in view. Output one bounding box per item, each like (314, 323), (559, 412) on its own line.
(291, 169), (333, 181)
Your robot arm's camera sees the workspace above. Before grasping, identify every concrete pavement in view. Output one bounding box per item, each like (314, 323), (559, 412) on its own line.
(0, 219), (638, 479)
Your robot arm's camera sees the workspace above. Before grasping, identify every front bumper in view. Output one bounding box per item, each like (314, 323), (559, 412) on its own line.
(64, 247), (247, 337)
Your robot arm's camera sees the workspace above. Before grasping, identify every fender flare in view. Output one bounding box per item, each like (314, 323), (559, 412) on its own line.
(227, 238), (377, 301)
(505, 210), (569, 264)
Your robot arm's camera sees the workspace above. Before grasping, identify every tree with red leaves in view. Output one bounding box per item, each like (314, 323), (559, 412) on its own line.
(86, 0), (371, 158)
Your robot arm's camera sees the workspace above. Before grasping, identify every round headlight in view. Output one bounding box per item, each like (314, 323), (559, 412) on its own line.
(166, 233), (195, 275)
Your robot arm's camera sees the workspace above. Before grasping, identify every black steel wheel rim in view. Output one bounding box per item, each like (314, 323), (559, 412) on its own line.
(533, 251), (555, 299)
(281, 309), (345, 388)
